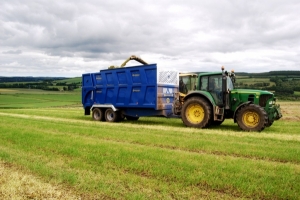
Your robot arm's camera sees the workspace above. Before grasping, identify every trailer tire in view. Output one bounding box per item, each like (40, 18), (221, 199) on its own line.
(181, 97), (212, 128)
(105, 108), (120, 122)
(92, 108), (105, 121)
(236, 104), (267, 131)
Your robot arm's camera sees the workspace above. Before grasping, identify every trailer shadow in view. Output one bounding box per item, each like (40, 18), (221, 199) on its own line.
(81, 115), (247, 132)
(121, 116), (185, 128)
(121, 117), (243, 132)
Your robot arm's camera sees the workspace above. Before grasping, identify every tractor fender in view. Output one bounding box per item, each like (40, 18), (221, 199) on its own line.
(233, 101), (252, 122)
(183, 91), (216, 109)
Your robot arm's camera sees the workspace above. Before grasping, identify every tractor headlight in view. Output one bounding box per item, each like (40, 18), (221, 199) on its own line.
(269, 101), (275, 105)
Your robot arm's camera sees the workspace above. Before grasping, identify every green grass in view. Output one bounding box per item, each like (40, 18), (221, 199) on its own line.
(0, 107), (299, 199)
(0, 89), (80, 108)
(294, 91), (300, 95)
(235, 77), (276, 87)
(55, 77), (81, 84)
(0, 89), (299, 199)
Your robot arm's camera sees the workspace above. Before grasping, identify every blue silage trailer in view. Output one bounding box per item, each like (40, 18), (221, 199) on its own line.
(82, 63), (179, 122)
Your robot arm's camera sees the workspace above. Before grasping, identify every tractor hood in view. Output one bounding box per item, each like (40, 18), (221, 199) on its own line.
(230, 88), (276, 109)
(230, 89), (274, 95)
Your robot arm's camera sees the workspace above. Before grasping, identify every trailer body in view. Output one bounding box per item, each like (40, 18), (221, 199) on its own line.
(82, 64), (179, 119)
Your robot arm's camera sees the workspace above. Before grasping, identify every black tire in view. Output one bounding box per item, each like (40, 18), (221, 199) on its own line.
(125, 115), (139, 121)
(236, 104), (268, 131)
(92, 108), (104, 121)
(181, 97), (212, 128)
(105, 108), (120, 122)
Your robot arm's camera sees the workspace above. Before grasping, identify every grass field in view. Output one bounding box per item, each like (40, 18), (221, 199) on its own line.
(235, 77), (276, 87)
(0, 89), (299, 199)
(0, 88), (81, 108)
(55, 77), (81, 84)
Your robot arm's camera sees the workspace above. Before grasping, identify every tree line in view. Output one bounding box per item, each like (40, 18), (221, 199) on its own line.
(0, 80), (81, 91)
(235, 77), (300, 100)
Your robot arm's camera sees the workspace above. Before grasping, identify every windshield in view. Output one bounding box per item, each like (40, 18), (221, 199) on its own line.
(227, 76), (234, 90)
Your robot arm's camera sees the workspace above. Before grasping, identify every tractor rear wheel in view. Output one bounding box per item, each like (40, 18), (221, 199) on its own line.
(92, 108), (104, 121)
(181, 97), (212, 128)
(236, 104), (268, 131)
(105, 108), (120, 122)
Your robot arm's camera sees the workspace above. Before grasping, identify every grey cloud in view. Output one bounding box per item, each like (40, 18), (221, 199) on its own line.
(2, 49), (22, 54)
(0, 0), (300, 76)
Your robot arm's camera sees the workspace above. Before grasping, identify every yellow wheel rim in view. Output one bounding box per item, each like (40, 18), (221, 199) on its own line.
(186, 103), (205, 124)
(242, 111), (260, 128)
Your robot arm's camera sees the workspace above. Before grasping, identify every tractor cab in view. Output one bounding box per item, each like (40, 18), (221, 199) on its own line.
(198, 68), (235, 106)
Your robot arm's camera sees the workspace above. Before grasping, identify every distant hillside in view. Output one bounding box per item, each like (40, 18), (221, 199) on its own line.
(0, 77), (66, 83)
(56, 77), (81, 84)
(0, 76), (81, 92)
(1, 71), (300, 100)
(235, 70), (300, 78)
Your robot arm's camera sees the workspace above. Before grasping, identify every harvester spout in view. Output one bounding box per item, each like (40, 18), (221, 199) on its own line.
(120, 55), (148, 67)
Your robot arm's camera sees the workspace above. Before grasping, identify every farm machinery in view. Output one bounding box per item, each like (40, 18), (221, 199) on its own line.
(82, 55), (282, 131)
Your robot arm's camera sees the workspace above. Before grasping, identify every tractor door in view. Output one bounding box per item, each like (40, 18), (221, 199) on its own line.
(200, 75), (223, 105)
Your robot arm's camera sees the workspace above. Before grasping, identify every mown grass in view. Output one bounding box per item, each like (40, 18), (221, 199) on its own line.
(0, 89), (299, 199)
(0, 161), (79, 199)
(0, 89), (80, 108)
(0, 105), (299, 199)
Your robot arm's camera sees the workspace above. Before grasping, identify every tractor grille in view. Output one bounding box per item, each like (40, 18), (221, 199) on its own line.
(259, 94), (273, 107)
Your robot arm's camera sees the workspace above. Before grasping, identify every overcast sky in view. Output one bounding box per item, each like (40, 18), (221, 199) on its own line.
(1, 0), (299, 77)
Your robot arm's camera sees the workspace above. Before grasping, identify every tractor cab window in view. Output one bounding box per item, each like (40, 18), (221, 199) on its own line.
(200, 76), (208, 90)
(208, 75), (222, 92)
(200, 75), (223, 105)
(200, 75), (222, 92)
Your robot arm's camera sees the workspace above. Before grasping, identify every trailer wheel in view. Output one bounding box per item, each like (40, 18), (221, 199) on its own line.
(181, 97), (212, 128)
(236, 104), (268, 131)
(92, 108), (104, 121)
(105, 108), (120, 122)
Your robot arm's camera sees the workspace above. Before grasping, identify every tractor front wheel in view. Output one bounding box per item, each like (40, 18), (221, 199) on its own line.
(236, 104), (268, 131)
(181, 97), (212, 128)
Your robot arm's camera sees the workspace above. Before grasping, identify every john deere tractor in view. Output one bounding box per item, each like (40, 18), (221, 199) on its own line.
(174, 67), (282, 131)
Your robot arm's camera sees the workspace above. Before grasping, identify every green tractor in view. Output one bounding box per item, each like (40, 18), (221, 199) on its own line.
(174, 67), (282, 131)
